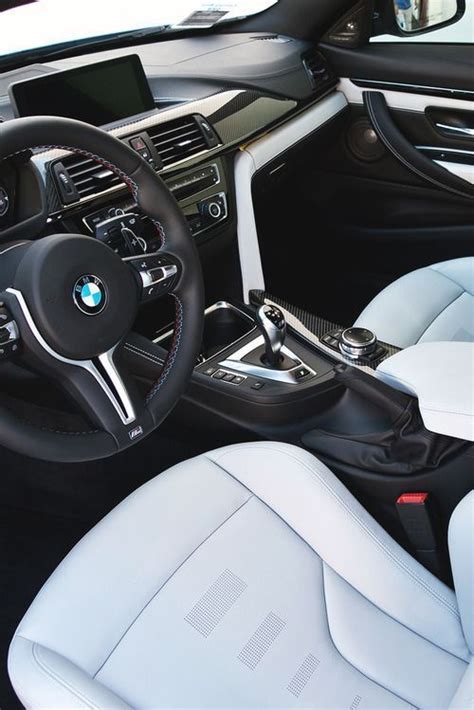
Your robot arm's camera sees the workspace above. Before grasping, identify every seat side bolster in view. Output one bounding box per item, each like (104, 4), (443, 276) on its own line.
(449, 492), (474, 654)
(8, 636), (132, 710)
(207, 442), (470, 662)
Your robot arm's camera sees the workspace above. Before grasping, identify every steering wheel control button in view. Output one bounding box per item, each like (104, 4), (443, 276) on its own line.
(0, 187), (9, 217)
(0, 305), (20, 360)
(340, 327), (377, 359)
(73, 275), (108, 316)
(130, 255), (179, 302)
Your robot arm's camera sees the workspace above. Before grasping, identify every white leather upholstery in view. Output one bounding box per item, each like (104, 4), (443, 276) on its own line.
(376, 342), (474, 441)
(8, 443), (473, 708)
(449, 491), (474, 654)
(355, 257), (474, 348)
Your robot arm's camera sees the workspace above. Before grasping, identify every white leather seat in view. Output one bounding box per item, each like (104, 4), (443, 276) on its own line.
(355, 257), (474, 348)
(8, 443), (473, 709)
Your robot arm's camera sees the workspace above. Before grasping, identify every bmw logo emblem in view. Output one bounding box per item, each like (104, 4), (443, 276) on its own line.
(73, 275), (107, 316)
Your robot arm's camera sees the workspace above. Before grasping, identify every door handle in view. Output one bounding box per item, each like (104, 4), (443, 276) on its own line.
(436, 123), (474, 138)
(363, 91), (474, 200)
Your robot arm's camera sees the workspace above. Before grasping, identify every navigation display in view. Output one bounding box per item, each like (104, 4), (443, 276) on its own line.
(9, 55), (155, 125)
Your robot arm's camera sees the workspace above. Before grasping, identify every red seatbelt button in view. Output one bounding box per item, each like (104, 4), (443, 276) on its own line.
(397, 492), (429, 505)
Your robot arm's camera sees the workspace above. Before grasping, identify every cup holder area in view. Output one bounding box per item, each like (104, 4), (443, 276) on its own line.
(155, 301), (256, 364)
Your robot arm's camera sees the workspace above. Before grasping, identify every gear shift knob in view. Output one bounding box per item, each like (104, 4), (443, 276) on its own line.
(256, 305), (286, 367)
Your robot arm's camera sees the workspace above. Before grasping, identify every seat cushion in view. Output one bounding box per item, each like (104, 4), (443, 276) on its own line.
(8, 443), (472, 708)
(355, 257), (474, 348)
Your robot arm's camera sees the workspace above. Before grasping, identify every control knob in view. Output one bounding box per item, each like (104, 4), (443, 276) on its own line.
(339, 327), (377, 359)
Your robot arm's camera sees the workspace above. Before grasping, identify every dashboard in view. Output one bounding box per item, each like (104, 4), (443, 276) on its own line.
(0, 33), (338, 265)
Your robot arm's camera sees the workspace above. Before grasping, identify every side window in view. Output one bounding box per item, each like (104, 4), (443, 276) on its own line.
(372, 0), (474, 42)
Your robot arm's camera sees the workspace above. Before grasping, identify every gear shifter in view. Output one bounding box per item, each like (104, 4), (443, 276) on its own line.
(256, 305), (287, 367)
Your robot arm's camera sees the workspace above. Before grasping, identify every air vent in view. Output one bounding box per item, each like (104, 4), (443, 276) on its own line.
(60, 154), (123, 201)
(52, 114), (219, 204)
(303, 51), (333, 91)
(148, 115), (217, 168)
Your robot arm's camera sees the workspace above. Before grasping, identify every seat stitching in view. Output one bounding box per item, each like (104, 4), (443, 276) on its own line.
(124, 344), (164, 366)
(321, 562), (469, 665)
(29, 641), (99, 709)
(415, 293), (466, 343)
(93, 493), (253, 677)
(211, 445), (460, 618)
(428, 265), (474, 297)
(320, 564), (420, 708)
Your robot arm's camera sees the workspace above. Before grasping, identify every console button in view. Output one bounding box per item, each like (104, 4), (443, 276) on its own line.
(233, 376), (245, 385)
(251, 381), (265, 390)
(295, 367), (310, 380)
(130, 136), (147, 151)
(203, 366), (218, 377)
(213, 370), (226, 380)
(223, 373), (236, 383)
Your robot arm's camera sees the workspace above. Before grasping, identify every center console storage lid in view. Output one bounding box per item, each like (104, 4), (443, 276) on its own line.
(376, 342), (474, 442)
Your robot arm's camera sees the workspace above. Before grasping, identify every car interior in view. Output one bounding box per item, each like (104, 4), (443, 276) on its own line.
(0, 0), (473, 707)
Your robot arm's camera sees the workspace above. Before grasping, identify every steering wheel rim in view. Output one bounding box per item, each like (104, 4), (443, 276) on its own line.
(0, 116), (204, 462)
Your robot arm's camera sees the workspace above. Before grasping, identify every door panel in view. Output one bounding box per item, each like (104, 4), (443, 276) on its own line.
(255, 40), (474, 326)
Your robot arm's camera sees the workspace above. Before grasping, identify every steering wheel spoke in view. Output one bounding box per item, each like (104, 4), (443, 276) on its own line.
(126, 251), (181, 304)
(63, 346), (153, 447)
(0, 115), (203, 461)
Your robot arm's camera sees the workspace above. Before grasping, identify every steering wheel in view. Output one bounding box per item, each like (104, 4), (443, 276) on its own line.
(0, 117), (204, 462)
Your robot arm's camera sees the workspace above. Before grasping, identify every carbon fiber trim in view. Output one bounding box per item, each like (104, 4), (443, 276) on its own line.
(31, 89), (298, 215)
(250, 290), (400, 371)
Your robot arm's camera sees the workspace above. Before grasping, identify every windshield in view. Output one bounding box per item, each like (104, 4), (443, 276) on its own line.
(0, 0), (278, 61)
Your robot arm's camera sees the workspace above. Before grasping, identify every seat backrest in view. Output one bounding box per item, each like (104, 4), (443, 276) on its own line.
(448, 491), (474, 654)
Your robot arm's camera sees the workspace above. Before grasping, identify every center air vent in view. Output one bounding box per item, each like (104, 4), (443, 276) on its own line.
(148, 114), (218, 168)
(52, 114), (220, 205)
(303, 50), (334, 91)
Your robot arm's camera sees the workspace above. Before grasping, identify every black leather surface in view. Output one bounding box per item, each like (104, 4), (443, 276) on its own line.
(0, 116), (204, 461)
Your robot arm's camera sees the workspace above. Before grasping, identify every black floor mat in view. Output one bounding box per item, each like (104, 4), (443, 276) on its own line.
(0, 405), (257, 708)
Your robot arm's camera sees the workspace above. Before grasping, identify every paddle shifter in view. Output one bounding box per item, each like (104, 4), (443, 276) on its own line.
(256, 304), (287, 367)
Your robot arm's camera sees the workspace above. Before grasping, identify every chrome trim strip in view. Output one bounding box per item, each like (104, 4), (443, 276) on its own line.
(436, 123), (474, 137)
(339, 78), (474, 113)
(220, 334), (316, 385)
(154, 300), (256, 364)
(6, 288), (136, 426)
(352, 78), (474, 97)
(417, 146), (474, 156)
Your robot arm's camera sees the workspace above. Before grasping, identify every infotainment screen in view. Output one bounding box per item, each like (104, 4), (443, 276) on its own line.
(9, 55), (155, 126)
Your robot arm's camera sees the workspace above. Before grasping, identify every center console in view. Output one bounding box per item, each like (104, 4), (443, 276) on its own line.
(75, 159), (230, 258)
